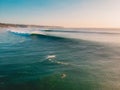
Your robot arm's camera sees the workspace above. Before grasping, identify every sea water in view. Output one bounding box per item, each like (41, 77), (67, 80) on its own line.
(0, 28), (120, 90)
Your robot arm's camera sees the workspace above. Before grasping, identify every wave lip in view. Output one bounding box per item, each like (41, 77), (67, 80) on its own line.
(31, 30), (46, 35)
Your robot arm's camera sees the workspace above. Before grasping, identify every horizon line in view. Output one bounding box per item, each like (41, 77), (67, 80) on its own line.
(0, 22), (120, 30)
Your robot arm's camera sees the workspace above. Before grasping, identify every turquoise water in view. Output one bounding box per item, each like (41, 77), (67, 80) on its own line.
(0, 28), (120, 90)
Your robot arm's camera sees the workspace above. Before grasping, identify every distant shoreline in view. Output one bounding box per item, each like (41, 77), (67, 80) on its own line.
(0, 22), (120, 30)
(0, 22), (64, 29)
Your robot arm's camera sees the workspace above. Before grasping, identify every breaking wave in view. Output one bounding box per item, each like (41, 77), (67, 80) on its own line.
(7, 28), (120, 44)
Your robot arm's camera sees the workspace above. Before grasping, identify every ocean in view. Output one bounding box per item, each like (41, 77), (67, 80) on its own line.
(0, 28), (120, 90)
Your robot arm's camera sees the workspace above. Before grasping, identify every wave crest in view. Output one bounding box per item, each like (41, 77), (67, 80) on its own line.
(7, 28), (46, 35)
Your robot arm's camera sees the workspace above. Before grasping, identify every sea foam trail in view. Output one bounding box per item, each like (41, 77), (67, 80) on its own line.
(7, 28), (120, 44)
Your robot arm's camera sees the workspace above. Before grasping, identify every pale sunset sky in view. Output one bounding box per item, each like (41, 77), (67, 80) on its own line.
(0, 0), (120, 28)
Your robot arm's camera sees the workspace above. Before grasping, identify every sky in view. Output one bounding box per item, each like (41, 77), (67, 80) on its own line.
(0, 0), (120, 28)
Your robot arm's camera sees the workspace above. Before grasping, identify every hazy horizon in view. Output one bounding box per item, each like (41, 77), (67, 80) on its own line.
(1, 0), (120, 28)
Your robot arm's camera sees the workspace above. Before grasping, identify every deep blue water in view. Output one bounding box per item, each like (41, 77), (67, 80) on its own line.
(0, 28), (120, 90)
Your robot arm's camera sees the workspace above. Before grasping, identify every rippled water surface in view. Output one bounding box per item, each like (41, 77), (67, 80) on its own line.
(0, 28), (120, 90)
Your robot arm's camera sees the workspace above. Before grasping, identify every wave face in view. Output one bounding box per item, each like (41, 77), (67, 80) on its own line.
(0, 28), (120, 90)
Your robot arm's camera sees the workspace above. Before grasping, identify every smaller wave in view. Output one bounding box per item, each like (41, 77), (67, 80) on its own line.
(45, 55), (87, 67)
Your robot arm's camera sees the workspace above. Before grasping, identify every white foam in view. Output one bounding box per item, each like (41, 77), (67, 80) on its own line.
(56, 61), (69, 65)
(46, 55), (56, 60)
(7, 27), (46, 35)
(46, 55), (70, 65)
